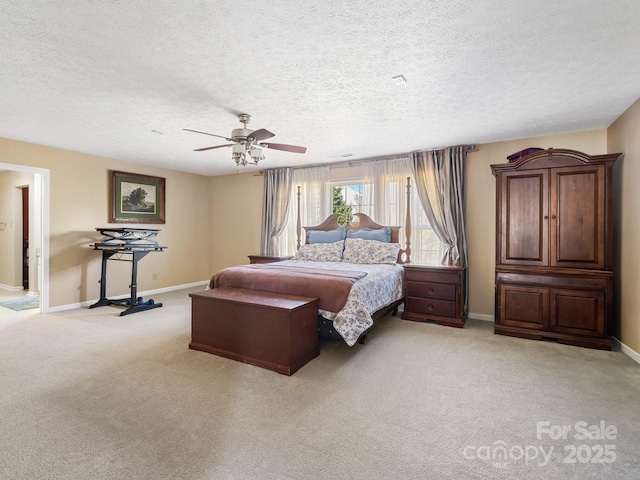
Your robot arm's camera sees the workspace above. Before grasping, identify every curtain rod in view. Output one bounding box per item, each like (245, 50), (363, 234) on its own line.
(256, 144), (477, 175)
(255, 153), (409, 175)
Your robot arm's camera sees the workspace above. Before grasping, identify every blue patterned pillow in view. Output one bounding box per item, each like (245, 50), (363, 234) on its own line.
(307, 227), (346, 244)
(346, 227), (392, 243)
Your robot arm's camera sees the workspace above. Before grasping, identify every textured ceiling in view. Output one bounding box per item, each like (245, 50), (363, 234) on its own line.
(1, 1), (639, 176)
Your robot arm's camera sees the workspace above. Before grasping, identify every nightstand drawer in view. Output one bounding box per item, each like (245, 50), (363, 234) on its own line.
(406, 297), (456, 317)
(406, 281), (456, 300)
(404, 269), (460, 285)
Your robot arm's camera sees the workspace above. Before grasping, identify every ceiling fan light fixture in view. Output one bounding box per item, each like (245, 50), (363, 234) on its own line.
(232, 152), (244, 166)
(249, 147), (264, 164)
(232, 143), (245, 165)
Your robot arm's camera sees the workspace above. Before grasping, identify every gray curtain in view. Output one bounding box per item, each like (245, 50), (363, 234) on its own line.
(411, 146), (470, 311)
(260, 168), (293, 255)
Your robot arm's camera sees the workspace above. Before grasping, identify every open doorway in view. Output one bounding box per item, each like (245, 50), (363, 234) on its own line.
(0, 163), (49, 313)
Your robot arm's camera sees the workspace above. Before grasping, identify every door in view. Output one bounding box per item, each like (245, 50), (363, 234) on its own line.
(499, 170), (549, 266)
(498, 283), (549, 330)
(550, 288), (605, 336)
(22, 186), (29, 290)
(550, 165), (605, 269)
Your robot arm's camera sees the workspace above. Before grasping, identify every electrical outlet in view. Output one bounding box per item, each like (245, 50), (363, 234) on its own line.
(152, 273), (157, 280)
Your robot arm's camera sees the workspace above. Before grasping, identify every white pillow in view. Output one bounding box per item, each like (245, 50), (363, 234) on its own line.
(294, 240), (344, 262)
(342, 238), (400, 264)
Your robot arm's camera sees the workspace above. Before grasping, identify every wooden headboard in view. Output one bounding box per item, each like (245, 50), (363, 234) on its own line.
(295, 177), (412, 264)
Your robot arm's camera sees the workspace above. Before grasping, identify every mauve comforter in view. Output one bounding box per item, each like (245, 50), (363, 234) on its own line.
(210, 264), (367, 313)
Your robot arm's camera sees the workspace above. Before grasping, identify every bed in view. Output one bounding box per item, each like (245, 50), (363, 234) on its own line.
(207, 179), (413, 347)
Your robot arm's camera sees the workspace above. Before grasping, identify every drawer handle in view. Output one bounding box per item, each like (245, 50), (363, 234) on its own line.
(427, 288), (435, 295)
(428, 303), (435, 311)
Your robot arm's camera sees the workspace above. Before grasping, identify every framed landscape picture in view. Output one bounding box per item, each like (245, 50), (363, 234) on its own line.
(110, 171), (165, 224)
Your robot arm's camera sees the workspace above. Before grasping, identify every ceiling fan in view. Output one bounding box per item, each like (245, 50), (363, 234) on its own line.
(184, 113), (307, 166)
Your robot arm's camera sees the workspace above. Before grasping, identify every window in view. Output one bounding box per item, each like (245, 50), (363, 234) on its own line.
(276, 160), (444, 264)
(331, 183), (373, 225)
(412, 216), (442, 265)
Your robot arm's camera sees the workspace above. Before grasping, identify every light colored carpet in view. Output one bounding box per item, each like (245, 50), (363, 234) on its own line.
(0, 287), (638, 480)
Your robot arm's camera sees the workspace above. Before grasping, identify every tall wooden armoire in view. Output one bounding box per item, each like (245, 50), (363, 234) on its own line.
(491, 148), (620, 350)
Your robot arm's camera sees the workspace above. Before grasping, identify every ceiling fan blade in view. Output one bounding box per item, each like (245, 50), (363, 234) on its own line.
(249, 128), (275, 141)
(194, 144), (233, 152)
(262, 143), (307, 154)
(183, 128), (232, 141)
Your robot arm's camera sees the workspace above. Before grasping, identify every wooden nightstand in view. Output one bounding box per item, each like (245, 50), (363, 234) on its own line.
(402, 265), (467, 328)
(248, 255), (294, 264)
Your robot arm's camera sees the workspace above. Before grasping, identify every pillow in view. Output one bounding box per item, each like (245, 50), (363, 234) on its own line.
(294, 240), (344, 262)
(307, 226), (346, 244)
(342, 238), (400, 264)
(346, 226), (392, 243)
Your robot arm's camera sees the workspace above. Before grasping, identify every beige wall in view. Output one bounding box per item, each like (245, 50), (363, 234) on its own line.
(209, 172), (264, 274)
(466, 130), (608, 317)
(608, 97), (640, 353)
(0, 137), (212, 308)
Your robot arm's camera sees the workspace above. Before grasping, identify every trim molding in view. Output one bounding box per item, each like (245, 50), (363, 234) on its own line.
(45, 280), (209, 313)
(469, 312), (494, 322)
(612, 336), (640, 366)
(0, 283), (24, 292)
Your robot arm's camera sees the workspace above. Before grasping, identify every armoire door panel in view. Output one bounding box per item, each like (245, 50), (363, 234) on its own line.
(550, 165), (605, 268)
(550, 288), (605, 336)
(500, 171), (549, 266)
(499, 284), (549, 330)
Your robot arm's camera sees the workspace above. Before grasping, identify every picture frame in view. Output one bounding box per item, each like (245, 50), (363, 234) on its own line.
(110, 171), (165, 224)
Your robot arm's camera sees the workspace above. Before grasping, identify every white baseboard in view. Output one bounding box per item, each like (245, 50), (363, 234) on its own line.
(611, 337), (640, 366)
(45, 280), (209, 314)
(0, 283), (24, 292)
(469, 312), (495, 322)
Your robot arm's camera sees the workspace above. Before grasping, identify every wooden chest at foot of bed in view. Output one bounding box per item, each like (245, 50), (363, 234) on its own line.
(189, 287), (320, 375)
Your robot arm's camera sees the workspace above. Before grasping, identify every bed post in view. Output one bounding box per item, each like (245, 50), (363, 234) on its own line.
(405, 177), (412, 264)
(296, 186), (302, 250)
